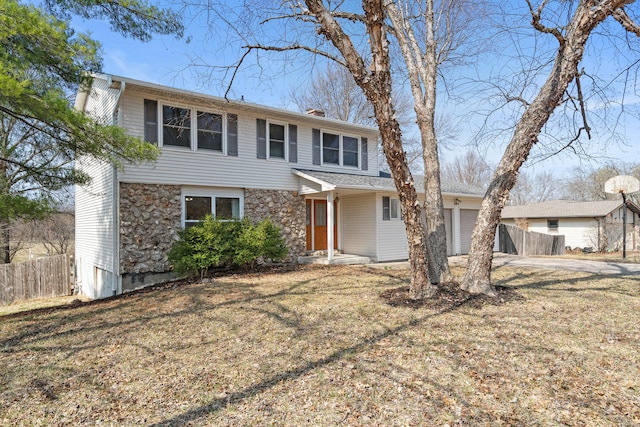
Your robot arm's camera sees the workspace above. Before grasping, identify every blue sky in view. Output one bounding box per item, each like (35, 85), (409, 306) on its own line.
(70, 1), (640, 178)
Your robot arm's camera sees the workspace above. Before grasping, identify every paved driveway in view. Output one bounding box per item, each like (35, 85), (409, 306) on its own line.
(476, 253), (640, 276)
(371, 253), (640, 276)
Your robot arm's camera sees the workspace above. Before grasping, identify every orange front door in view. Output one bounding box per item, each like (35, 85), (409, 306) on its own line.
(305, 199), (338, 251)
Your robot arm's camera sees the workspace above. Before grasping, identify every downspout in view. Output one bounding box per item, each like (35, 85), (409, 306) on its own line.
(111, 79), (126, 295)
(327, 191), (334, 263)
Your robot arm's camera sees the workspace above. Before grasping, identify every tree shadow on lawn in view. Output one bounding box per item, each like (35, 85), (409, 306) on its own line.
(147, 297), (484, 427)
(491, 266), (640, 297)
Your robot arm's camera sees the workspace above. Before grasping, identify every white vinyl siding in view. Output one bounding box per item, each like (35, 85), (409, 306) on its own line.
(75, 157), (118, 299)
(377, 194), (409, 261)
(341, 194), (377, 258)
(117, 90), (379, 190)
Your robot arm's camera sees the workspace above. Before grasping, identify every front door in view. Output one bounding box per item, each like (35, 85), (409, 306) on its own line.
(306, 199), (337, 251)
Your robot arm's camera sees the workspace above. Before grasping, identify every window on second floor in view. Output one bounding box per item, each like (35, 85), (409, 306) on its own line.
(144, 99), (238, 156)
(313, 129), (368, 170)
(268, 122), (286, 159)
(162, 105), (191, 148)
(197, 111), (223, 151)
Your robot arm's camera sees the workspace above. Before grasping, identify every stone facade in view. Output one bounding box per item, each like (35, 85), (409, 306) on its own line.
(244, 189), (306, 261)
(119, 183), (182, 275)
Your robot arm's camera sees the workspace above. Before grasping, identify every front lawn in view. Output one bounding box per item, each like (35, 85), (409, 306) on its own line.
(1, 264), (638, 425)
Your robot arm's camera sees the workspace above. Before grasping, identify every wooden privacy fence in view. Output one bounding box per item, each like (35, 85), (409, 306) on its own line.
(499, 224), (565, 256)
(0, 254), (72, 305)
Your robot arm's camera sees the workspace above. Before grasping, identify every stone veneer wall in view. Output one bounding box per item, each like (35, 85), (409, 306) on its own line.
(119, 183), (182, 276)
(243, 189), (306, 261)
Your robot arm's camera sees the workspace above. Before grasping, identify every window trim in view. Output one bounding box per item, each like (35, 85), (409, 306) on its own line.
(181, 188), (244, 228)
(158, 101), (228, 154)
(196, 110), (224, 152)
(382, 196), (400, 221)
(320, 129), (361, 169)
(267, 120), (288, 160)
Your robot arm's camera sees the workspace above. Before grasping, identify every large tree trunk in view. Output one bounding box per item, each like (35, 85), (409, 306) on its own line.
(306, 0), (436, 299)
(462, 0), (632, 294)
(386, 0), (451, 284)
(421, 0), (450, 284)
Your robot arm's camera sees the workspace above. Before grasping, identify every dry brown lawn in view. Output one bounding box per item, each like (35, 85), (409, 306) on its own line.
(1, 264), (639, 426)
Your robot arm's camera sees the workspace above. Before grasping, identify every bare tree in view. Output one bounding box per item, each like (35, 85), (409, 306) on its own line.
(386, 0), (489, 283)
(462, 0), (640, 295)
(508, 169), (560, 205)
(39, 211), (75, 256)
(442, 150), (493, 188)
(288, 62), (424, 173)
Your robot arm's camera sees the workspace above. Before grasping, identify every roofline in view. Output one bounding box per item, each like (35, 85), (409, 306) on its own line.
(502, 199), (640, 219)
(95, 73), (380, 135)
(292, 169), (485, 197)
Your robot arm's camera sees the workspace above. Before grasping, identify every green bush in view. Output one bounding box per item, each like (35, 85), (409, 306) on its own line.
(168, 215), (288, 279)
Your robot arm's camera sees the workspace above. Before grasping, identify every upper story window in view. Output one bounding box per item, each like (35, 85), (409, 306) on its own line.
(313, 128), (368, 170)
(162, 105), (191, 148)
(197, 111), (223, 151)
(256, 119), (297, 163)
(322, 131), (359, 167)
(322, 132), (340, 165)
(268, 122), (286, 159)
(144, 99), (238, 156)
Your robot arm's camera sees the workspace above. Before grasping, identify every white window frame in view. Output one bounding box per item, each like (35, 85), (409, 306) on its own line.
(181, 188), (244, 228)
(382, 196), (400, 221)
(321, 129), (361, 169)
(267, 120), (288, 160)
(158, 101), (228, 154)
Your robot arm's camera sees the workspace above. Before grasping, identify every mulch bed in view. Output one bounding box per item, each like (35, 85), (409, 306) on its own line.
(380, 280), (524, 310)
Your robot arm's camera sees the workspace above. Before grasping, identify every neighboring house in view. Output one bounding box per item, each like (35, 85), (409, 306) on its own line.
(75, 74), (484, 299)
(501, 199), (640, 251)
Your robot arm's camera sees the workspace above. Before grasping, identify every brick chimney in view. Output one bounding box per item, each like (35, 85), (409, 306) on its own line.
(305, 108), (325, 117)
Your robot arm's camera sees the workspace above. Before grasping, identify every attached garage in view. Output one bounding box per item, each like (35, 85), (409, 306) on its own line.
(444, 208), (453, 255)
(460, 209), (479, 254)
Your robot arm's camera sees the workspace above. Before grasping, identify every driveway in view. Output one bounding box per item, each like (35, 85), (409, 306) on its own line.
(466, 253), (640, 276)
(372, 253), (640, 276)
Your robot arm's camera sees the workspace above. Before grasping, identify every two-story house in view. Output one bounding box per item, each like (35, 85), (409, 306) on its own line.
(75, 74), (485, 299)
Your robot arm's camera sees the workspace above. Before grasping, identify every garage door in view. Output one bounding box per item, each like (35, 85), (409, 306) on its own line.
(444, 209), (452, 255)
(460, 209), (479, 254)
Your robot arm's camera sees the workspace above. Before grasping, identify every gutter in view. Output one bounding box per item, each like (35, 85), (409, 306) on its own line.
(111, 80), (126, 296)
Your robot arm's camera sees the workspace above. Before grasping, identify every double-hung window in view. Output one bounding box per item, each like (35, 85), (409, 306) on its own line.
(321, 131), (359, 168)
(268, 122), (286, 159)
(183, 192), (243, 228)
(322, 132), (340, 165)
(162, 105), (191, 148)
(144, 99), (237, 155)
(382, 196), (400, 221)
(197, 111), (223, 151)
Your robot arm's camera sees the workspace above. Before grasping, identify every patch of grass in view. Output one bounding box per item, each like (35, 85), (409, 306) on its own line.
(1, 264), (639, 425)
(557, 250), (640, 264)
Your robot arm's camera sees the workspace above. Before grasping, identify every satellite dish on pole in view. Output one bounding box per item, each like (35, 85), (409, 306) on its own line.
(604, 175), (640, 195)
(604, 175), (640, 259)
